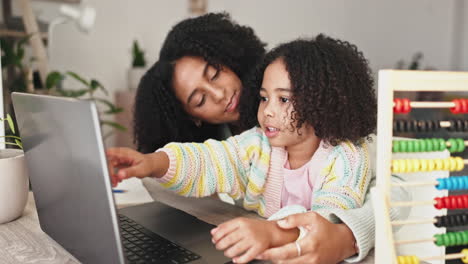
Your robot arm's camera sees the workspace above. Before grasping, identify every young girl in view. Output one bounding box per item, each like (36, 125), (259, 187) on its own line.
(107, 34), (376, 263)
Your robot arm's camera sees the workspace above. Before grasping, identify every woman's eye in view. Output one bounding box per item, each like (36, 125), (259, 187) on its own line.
(196, 95), (206, 107)
(260, 96), (268, 102)
(280, 97), (289, 103)
(211, 69), (220, 81)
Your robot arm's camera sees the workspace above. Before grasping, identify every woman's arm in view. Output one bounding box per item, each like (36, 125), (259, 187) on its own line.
(258, 175), (411, 264)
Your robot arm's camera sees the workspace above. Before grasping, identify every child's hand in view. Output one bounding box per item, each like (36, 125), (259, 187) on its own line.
(211, 217), (285, 264)
(106, 147), (158, 187)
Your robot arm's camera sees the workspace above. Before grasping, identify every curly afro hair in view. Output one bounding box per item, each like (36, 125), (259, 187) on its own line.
(134, 13), (266, 153)
(240, 34), (377, 146)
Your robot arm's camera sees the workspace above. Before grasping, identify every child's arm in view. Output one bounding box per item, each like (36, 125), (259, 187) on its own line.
(108, 127), (270, 199)
(156, 127), (270, 198)
(211, 217), (299, 264)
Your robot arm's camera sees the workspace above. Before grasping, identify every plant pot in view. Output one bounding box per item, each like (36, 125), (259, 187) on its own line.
(0, 149), (29, 224)
(128, 67), (147, 90)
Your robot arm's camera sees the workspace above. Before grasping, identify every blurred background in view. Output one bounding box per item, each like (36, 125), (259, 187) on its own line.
(1, 0), (467, 147)
(1, 1), (468, 263)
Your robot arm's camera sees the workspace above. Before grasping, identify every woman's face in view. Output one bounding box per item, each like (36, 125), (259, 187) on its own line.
(172, 56), (242, 124)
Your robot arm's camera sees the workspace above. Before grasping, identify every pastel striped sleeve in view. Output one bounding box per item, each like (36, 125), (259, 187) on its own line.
(155, 127), (270, 199)
(311, 141), (372, 212)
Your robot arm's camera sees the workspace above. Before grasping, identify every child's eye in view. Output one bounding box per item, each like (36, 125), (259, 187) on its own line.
(260, 96), (268, 102)
(280, 97), (289, 103)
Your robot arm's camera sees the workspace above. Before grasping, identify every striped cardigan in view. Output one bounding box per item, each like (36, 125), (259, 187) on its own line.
(156, 127), (371, 218)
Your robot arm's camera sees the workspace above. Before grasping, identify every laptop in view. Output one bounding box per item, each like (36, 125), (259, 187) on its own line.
(11, 92), (232, 264)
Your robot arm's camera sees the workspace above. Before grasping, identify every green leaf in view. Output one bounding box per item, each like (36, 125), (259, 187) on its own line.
(90, 79), (108, 95)
(101, 120), (127, 131)
(94, 98), (123, 114)
(57, 89), (89, 98)
(3, 142), (22, 148)
(66, 71), (90, 87)
(0, 135), (22, 140)
(46, 71), (65, 90)
(6, 114), (15, 134)
(105, 107), (124, 114)
(15, 139), (23, 149)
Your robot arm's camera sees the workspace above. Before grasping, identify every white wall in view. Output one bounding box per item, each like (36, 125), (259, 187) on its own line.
(29, 0), (462, 92)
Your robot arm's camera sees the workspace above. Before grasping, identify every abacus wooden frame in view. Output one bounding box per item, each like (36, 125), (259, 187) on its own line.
(372, 69), (468, 264)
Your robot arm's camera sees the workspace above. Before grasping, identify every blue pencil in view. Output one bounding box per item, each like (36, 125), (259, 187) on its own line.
(112, 189), (126, 193)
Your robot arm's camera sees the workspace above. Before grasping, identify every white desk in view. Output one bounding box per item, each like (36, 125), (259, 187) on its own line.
(0, 183), (376, 264)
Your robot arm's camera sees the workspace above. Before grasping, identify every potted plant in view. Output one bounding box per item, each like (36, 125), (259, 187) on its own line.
(128, 40), (147, 90)
(0, 114), (29, 224)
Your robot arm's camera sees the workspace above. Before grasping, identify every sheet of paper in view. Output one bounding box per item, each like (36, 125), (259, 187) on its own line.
(112, 178), (153, 206)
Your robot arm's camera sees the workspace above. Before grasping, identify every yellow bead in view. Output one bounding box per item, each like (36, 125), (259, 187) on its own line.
(392, 160), (400, 173)
(461, 248), (468, 263)
(443, 158), (451, 171)
(435, 159), (444, 170)
(401, 160), (407, 173)
(419, 159), (427, 172)
(427, 158), (435, 171)
(456, 157), (465, 171)
(450, 157), (457, 171)
(397, 255), (419, 264)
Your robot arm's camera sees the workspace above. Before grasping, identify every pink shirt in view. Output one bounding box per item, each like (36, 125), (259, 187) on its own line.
(280, 141), (329, 210)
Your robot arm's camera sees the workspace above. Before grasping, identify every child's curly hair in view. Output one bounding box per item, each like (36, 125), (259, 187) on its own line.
(134, 13), (266, 153)
(240, 34), (377, 146)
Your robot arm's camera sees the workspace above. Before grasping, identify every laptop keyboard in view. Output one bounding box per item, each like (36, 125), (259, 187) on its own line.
(118, 214), (201, 264)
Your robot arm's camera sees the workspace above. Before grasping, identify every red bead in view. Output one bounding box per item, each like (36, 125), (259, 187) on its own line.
(451, 99), (461, 114)
(394, 98), (402, 113)
(402, 98), (411, 113)
(435, 194), (468, 209)
(461, 99), (468, 114)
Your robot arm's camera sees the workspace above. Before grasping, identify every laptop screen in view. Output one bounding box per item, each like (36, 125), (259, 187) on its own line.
(12, 92), (125, 263)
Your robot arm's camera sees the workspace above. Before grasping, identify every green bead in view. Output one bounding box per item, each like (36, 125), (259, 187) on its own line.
(435, 231), (468, 247)
(431, 138), (441, 151)
(413, 140), (421, 152)
(439, 138), (446, 151)
(426, 138), (433, 152)
(392, 141), (398, 152)
(407, 141), (414, 152)
(456, 138), (465, 153)
(400, 141), (407, 152)
(420, 140), (427, 152)
(448, 138), (458, 153)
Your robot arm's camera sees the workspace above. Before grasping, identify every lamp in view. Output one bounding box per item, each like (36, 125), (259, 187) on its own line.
(59, 4), (96, 33)
(48, 4), (96, 64)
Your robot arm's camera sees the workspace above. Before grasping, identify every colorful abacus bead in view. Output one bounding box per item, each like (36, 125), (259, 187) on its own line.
(462, 249), (468, 263)
(392, 157), (464, 173)
(451, 99), (468, 114)
(448, 138), (466, 153)
(435, 231), (468, 247)
(434, 195), (468, 210)
(397, 256), (419, 264)
(437, 176), (468, 191)
(435, 213), (468, 228)
(392, 138), (447, 153)
(394, 98), (411, 114)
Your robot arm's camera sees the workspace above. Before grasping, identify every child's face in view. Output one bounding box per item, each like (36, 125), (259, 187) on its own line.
(257, 59), (316, 148)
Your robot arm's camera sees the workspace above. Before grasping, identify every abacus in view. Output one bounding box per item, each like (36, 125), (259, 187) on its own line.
(371, 70), (468, 264)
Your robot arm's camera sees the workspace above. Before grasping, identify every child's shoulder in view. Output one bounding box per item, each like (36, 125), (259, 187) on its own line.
(231, 126), (269, 146)
(327, 139), (370, 159)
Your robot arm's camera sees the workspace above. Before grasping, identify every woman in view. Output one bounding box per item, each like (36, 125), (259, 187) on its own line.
(133, 12), (408, 263)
